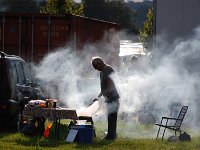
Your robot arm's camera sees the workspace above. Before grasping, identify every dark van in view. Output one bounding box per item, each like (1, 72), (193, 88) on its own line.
(0, 51), (42, 130)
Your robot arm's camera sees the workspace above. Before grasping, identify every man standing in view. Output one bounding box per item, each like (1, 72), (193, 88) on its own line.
(91, 56), (119, 140)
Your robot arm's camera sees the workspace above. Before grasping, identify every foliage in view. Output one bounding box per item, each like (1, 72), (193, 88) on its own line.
(83, 0), (138, 33)
(40, 0), (84, 16)
(139, 7), (153, 50)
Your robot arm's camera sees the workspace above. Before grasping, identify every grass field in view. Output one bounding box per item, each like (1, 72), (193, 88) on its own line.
(0, 120), (199, 150)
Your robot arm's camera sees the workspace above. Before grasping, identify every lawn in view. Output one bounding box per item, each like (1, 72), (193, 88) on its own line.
(0, 120), (199, 150)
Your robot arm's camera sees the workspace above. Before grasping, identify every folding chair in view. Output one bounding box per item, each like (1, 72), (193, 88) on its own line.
(155, 106), (188, 140)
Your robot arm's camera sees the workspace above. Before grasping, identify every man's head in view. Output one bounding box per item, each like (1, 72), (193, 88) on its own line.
(91, 56), (105, 71)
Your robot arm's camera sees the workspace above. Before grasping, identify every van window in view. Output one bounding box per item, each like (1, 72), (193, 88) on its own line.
(21, 62), (32, 83)
(15, 61), (25, 84)
(9, 60), (18, 84)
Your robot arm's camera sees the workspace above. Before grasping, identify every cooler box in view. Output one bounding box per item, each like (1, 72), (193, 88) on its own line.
(70, 125), (94, 144)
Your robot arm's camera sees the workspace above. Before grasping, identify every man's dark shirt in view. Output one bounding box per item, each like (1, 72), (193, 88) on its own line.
(100, 65), (119, 102)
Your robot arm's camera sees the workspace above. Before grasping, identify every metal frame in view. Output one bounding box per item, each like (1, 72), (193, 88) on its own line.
(155, 106), (188, 140)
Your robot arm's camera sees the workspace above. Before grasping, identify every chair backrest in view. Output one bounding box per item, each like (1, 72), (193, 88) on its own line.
(174, 106), (188, 130)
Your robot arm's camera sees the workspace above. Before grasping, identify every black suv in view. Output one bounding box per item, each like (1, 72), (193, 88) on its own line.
(0, 51), (42, 129)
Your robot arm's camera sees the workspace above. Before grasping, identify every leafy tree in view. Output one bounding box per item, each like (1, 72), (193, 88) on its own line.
(40, 0), (84, 16)
(83, 0), (138, 33)
(139, 7), (153, 50)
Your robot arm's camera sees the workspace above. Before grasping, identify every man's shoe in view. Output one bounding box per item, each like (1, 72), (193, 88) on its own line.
(102, 135), (117, 140)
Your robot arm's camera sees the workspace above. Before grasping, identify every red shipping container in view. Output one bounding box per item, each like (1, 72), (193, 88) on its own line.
(0, 12), (120, 65)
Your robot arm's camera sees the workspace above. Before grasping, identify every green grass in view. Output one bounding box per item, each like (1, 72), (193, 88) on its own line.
(0, 120), (200, 150)
(0, 133), (200, 150)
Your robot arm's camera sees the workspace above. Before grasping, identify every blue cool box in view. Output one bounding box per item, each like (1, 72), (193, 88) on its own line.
(70, 125), (94, 144)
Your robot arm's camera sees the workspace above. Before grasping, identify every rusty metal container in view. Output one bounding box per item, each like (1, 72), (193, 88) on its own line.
(0, 12), (120, 65)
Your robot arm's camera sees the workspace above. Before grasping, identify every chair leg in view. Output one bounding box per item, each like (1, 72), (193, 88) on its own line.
(162, 127), (167, 140)
(179, 131), (181, 136)
(156, 126), (161, 140)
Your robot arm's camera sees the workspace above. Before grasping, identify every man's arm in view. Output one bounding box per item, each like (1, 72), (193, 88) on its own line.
(98, 92), (103, 98)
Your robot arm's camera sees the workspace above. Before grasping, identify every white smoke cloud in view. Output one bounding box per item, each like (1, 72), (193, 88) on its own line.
(33, 27), (200, 138)
(104, 27), (200, 138)
(33, 29), (119, 109)
(33, 47), (97, 109)
(114, 27), (200, 129)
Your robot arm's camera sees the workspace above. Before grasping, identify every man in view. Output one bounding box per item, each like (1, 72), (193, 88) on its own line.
(91, 56), (119, 140)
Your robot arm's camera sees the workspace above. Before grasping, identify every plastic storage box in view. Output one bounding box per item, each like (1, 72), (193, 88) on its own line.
(70, 125), (94, 144)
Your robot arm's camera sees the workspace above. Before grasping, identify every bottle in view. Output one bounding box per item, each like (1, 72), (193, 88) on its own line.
(46, 100), (49, 108)
(53, 99), (57, 108)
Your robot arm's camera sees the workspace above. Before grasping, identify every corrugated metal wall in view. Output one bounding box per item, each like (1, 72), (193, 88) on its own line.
(0, 13), (120, 65)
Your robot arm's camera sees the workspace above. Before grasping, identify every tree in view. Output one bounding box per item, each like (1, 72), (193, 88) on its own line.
(139, 7), (153, 50)
(83, 0), (138, 33)
(40, 0), (84, 16)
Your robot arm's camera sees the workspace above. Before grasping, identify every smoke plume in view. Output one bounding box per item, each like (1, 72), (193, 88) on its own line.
(33, 27), (200, 138)
(33, 29), (119, 109)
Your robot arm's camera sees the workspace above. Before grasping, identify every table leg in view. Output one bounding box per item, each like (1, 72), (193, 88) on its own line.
(58, 118), (60, 138)
(54, 118), (60, 139)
